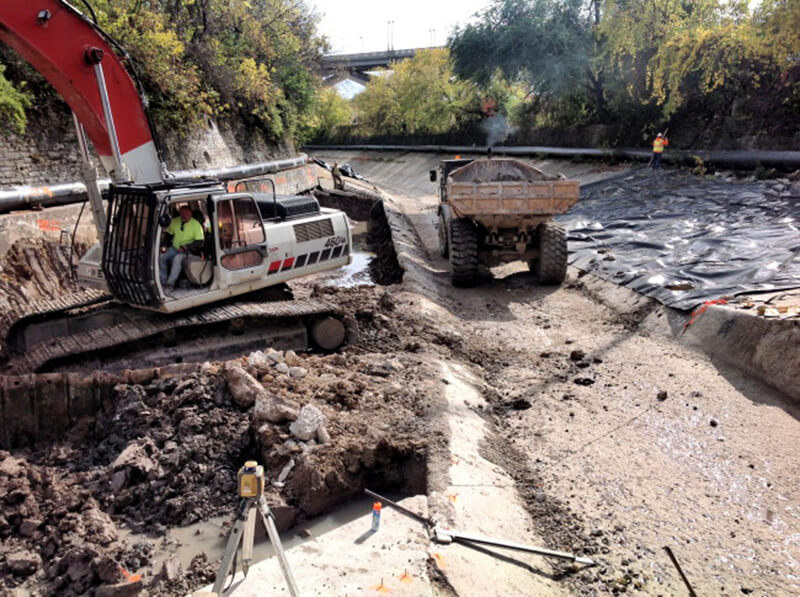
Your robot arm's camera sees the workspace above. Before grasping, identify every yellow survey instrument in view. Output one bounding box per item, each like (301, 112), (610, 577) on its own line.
(237, 461), (265, 498)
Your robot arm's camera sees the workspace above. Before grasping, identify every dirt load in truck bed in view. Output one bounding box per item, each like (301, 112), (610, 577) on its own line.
(446, 158), (579, 219)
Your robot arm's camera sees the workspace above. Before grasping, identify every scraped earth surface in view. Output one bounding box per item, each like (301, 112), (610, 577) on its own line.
(1, 155), (799, 596)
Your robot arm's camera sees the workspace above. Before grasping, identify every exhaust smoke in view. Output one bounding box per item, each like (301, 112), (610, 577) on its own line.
(481, 114), (512, 148)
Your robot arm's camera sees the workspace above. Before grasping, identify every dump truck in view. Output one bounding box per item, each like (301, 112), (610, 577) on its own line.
(431, 157), (580, 286)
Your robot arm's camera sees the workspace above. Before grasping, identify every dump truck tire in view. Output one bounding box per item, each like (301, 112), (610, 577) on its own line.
(438, 213), (449, 258)
(448, 218), (479, 286)
(534, 221), (567, 284)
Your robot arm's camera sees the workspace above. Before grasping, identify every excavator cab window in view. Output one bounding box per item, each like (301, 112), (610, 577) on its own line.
(216, 196), (266, 270)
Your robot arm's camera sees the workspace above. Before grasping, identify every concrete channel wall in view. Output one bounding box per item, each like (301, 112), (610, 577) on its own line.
(306, 144), (800, 170)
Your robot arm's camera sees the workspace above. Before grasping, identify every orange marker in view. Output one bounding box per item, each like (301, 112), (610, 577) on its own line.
(371, 501), (382, 531)
(370, 578), (392, 593)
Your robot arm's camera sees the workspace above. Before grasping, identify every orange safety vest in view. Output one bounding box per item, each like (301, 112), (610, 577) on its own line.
(653, 137), (668, 153)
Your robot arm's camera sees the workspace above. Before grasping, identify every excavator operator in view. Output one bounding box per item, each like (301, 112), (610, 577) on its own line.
(160, 205), (204, 292)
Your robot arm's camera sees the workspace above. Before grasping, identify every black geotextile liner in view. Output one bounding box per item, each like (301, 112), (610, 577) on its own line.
(557, 169), (800, 310)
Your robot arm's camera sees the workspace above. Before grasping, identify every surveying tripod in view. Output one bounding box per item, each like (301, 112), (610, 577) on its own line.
(212, 462), (299, 596)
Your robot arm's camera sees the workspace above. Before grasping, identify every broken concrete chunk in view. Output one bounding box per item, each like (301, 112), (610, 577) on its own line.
(277, 458), (295, 484)
(288, 366), (307, 379)
(289, 404), (326, 441)
(382, 358), (404, 371)
(266, 348), (285, 364)
(111, 439), (158, 482)
(383, 382), (403, 396)
(252, 390), (300, 425)
(276, 439), (302, 455)
(223, 363), (262, 408)
(316, 425), (331, 444)
(275, 362), (290, 374)
(284, 350), (301, 367)
(247, 350), (270, 371)
(162, 554), (182, 581)
(0, 455), (25, 477)
(6, 549), (41, 576)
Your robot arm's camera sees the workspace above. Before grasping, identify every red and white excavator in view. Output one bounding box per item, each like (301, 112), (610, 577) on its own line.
(0, 0), (354, 372)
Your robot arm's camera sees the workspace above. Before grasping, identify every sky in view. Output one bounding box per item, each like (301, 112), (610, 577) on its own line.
(311, 0), (490, 55)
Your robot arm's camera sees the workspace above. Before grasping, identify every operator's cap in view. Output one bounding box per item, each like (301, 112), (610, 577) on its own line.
(657, 133), (663, 137)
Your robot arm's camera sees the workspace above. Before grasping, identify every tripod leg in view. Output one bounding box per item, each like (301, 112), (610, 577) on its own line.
(242, 506), (256, 575)
(212, 501), (249, 595)
(258, 495), (300, 597)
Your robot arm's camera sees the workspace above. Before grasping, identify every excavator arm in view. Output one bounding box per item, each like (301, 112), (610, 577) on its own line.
(0, 0), (163, 183)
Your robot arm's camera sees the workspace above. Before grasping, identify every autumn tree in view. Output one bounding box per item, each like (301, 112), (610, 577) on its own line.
(353, 49), (479, 136)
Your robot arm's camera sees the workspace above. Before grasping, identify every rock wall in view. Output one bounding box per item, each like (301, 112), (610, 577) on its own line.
(0, 105), (294, 187)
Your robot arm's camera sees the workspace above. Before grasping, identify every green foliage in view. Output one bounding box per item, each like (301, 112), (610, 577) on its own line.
(92, 1), (217, 131)
(2, 0), (327, 142)
(353, 48), (481, 136)
(0, 65), (31, 134)
(449, 0), (800, 144)
(298, 88), (352, 143)
(449, 0), (592, 100)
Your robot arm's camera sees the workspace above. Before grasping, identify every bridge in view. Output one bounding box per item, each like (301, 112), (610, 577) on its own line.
(321, 47), (439, 83)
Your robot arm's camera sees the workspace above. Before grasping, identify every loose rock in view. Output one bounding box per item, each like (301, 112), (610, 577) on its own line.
(6, 549), (41, 576)
(289, 405), (326, 441)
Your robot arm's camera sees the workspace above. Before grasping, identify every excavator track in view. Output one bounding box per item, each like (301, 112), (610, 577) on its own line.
(4, 298), (349, 374)
(3, 289), (113, 355)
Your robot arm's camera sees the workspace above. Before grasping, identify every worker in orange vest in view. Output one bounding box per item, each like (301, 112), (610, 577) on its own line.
(651, 132), (669, 169)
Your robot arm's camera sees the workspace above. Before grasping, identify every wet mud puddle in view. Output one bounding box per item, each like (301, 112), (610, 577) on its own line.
(314, 221), (376, 288)
(119, 494), (409, 579)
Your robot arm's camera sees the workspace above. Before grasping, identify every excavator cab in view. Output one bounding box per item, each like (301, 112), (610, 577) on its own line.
(102, 182), (225, 309)
(101, 181), (352, 314)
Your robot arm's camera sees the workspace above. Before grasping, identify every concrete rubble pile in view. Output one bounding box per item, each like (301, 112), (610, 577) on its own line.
(0, 303), (436, 595)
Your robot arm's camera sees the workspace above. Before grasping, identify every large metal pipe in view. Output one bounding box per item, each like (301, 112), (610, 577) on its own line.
(0, 154), (309, 213)
(304, 144), (800, 170)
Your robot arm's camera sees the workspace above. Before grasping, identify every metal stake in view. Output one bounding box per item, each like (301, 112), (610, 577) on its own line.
(664, 546), (697, 597)
(365, 488), (594, 567)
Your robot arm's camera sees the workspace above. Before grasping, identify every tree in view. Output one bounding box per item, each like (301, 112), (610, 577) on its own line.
(449, 0), (594, 121)
(299, 87), (352, 143)
(353, 49), (475, 136)
(0, 64), (31, 134)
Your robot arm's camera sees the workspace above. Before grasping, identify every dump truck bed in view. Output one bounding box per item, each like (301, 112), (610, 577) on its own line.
(444, 158), (579, 228)
(447, 179), (580, 216)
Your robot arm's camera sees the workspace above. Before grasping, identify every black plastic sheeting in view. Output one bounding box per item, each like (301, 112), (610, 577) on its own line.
(557, 168), (800, 310)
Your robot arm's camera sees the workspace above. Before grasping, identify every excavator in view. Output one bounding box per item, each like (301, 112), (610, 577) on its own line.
(0, 0), (353, 373)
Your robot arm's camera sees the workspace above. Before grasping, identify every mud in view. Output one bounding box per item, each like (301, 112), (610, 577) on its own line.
(1, 155), (799, 596)
(0, 286), (445, 596)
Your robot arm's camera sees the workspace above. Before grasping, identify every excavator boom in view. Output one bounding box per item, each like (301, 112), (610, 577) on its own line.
(0, 0), (162, 183)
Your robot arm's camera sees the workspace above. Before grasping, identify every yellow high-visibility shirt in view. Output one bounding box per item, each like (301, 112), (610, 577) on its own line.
(166, 217), (204, 249)
(653, 138), (667, 153)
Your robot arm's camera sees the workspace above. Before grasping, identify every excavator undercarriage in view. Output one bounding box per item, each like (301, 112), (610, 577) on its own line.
(2, 286), (354, 374)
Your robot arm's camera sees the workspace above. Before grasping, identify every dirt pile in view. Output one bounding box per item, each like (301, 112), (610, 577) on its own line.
(0, 239), (82, 356)
(0, 293), (443, 594)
